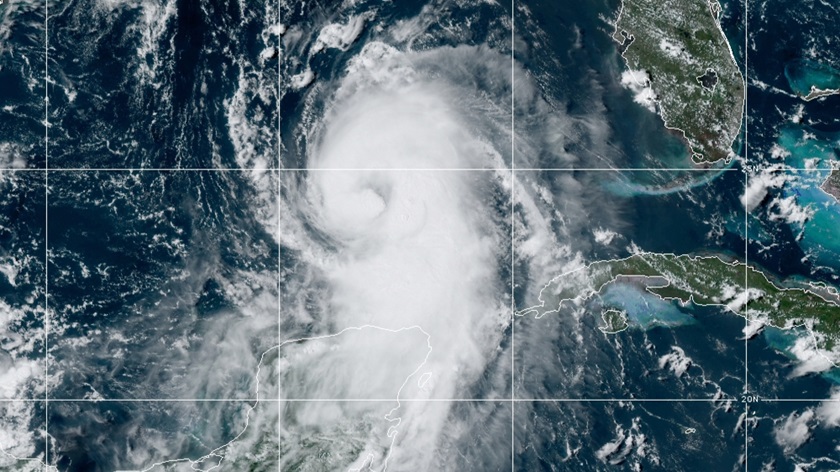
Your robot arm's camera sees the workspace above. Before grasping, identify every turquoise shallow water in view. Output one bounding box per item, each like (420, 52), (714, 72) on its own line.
(784, 58), (840, 95)
(603, 166), (734, 197)
(763, 326), (840, 384)
(599, 283), (696, 330)
(777, 127), (840, 267)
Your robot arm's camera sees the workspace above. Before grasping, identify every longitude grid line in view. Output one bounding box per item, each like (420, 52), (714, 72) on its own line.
(44, 0), (50, 468)
(743, 0), (750, 397)
(744, 0), (750, 468)
(510, 0), (516, 471)
(744, 166), (749, 402)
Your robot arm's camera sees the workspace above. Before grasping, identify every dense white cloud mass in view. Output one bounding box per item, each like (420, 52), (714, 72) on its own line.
(270, 24), (630, 465)
(275, 43), (518, 471)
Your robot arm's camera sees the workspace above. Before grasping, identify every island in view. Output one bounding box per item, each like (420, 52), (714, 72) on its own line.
(613, 0), (745, 163)
(599, 308), (630, 334)
(519, 253), (840, 355)
(803, 86), (840, 102)
(821, 164), (840, 202)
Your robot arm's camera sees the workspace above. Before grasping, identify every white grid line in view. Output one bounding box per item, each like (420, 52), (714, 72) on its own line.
(743, 0), (751, 390)
(510, 0), (516, 469)
(44, 0), (50, 468)
(745, 403), (750, 471)
(744, 168), (749, 399)
(1, 167), (833, 172)
(5, 167), (749, 172)
(1, 397), (837, 403)
(744, 0), (750, 468)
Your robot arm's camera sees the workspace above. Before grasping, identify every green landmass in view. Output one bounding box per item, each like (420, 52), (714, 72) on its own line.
(522, 253), (840, 352)
(599, 308), (630, 334)
(614, 0), (745, 163)
(803, 86), (840, 102)
(821, 164), (840, 202)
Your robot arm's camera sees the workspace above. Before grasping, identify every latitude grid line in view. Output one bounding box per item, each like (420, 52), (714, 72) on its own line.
(0, 167), (831, 171)
(24, 1), (838, 470)
(3, 397), (840, 402)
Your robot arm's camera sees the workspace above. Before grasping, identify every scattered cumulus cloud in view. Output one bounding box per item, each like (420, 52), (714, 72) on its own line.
(741, 165), (788, 212)
(774, 409), (815, 454)
(620, 70), (657, 113)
